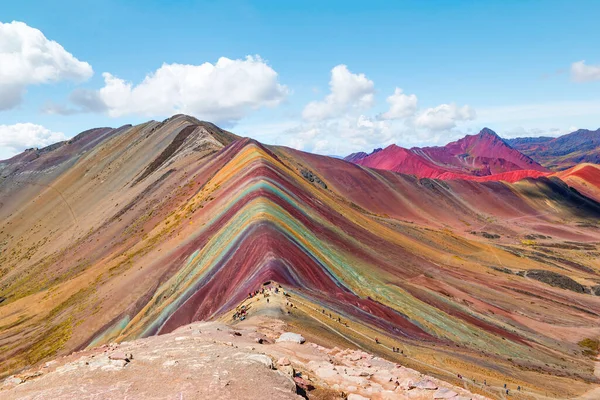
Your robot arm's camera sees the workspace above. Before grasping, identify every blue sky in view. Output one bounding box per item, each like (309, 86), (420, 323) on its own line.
(1, 0), (599, 159)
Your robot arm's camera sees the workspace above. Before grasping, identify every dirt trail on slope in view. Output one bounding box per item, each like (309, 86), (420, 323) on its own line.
(2, 287), (486, 400)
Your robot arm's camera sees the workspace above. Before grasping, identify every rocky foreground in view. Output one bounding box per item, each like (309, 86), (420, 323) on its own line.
(2, 319), (485, 400)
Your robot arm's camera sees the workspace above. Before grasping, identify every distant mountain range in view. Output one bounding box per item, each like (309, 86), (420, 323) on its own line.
(506, 128), (600, 170)
(346, 127), (600, 179)
(346, 128), (547, 181)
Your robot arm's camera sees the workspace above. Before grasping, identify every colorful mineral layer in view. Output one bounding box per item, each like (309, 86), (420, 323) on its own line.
(1, 115), (600, 398)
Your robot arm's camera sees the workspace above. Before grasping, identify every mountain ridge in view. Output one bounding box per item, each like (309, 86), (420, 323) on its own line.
(1, 116), (600, 398)
(507, 128), (600, 170)
(348, 128), (548, 180)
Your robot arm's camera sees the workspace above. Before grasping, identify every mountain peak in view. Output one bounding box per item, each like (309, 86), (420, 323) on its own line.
(477, 127), (500, 138)
(351, 127), (548, 177)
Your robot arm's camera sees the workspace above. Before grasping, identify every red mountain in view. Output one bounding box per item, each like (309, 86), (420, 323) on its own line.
(351, 128), (548, 180)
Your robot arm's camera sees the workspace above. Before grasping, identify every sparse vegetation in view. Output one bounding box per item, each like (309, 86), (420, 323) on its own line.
(521, 239), (537, 246)
(578, 338), (599, 357)
(469, 230), (500, 239)
(26, 317), (73, 365)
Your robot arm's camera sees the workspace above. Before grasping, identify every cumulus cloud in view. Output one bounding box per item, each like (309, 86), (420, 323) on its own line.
(0, 21), (93, 110)
(413, 103), (476, 131)
(379, 88), (418, 120)
(42, 88), (107, 115)
(302, 65), (375, 121)
(52, 56), (288, 125)
(288, 65), (478, 155)
(41, 102), (78, 116)
(287, 126), (321, 151)
(571, 60), (600, 82)
(282, 115), (395, 155)
(0, 123), (67, 157)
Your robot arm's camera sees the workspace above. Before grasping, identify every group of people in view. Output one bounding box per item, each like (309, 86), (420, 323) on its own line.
(239, 285), (284, 320)
(374, 339), (404, 355)
(232, 305), (248, 321)
(243, 283), (527, 398)
(247, 285), (284, 300)
(455, 375), (522, 396)
(321, 309), (349, 327)
(502, 383), (521, 395)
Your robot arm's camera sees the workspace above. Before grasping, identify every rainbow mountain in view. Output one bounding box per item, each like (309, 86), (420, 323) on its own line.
(1, 115), (600, 397)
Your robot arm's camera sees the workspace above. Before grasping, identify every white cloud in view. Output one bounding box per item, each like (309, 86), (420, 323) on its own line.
(379, 88), (418, 120)
(76, 56), (288, 124)
(302, 65), (374, 121)
(502, 126), (579, 139)
(0, 123), (66, 158)
(287, 126), (321, 151)
(0, 21), (93, 110)
(281, 115), (395, 155)
(413, 103), (476, 131)
(287, 66), (478, 155)
(571, 60), (600, 82)
(42, 88), (107, 115)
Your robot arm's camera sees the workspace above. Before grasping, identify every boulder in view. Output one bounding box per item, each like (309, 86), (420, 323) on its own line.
(363, 383), (384, 395)
(343, 375), (369, 387)
(276, 332), (305, 344)
(315, 367), (339, 380)
(308, 361), (335, 374)
(415, 379), (438, 390)
(162, 360), (179, 368)
(277, 371), (297, 393)
(108, 352), (130, 361)
(279, 365), (295, 377)
(434, 388), (459, 399)
(277, 357), (291, 366)
(372, 370), (394, 383)
(398, 378), (415, 390)
(245, 354), (274, 369)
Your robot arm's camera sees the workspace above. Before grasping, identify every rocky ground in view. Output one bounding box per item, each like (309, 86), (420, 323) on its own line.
(1, 318), (486, 399)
